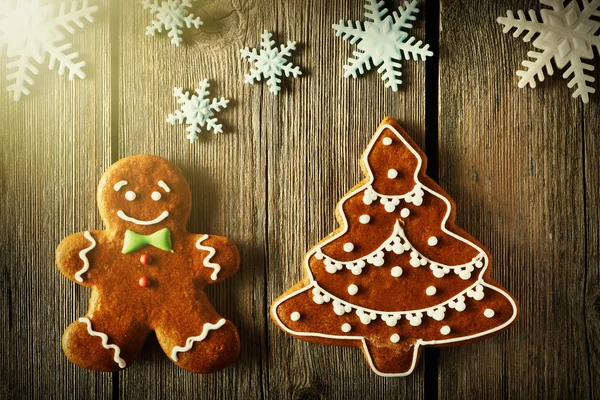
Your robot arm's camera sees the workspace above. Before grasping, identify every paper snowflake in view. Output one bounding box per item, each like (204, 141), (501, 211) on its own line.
(167, 79), (229, 143)
(0, 0), (98, 101)
(142, 0), (202, 47)
(240, 30), (302, 95)
(332, 0), (432, 91)
(498, 0), (600, 103)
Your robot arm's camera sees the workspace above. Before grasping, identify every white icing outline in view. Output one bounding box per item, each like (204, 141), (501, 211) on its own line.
(113, 180), (128, 191)
(75, 231), (96, 283)
(195, 235), (221, 280)
(117, 210), (169, 226)
(271, 122), (518, 377)
(158, 180), (171, 192)
(78, 317), (126, 369)
(171, 318), (227, 361)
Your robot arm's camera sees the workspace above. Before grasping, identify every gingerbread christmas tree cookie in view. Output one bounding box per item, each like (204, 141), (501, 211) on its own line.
(56, 155), (240, 373)
(271, 117), (519, 376)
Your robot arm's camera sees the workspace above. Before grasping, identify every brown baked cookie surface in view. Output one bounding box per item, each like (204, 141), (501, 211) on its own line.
(56, 155), (240, 373)
(271, 117), (519, 376)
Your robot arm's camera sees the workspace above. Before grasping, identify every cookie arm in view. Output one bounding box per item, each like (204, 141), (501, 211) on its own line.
(192, 234), (240, 283)
(56, 231), (100, 286)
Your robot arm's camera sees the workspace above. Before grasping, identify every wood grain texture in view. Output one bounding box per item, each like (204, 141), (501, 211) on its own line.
(1, 0), (598, 399)
(584, 59), (600, 400)
(116, 0), (265, 398)
(438, 0), (597, 398)
(0, 0), (113, 398)
(264, 0), (426, 398)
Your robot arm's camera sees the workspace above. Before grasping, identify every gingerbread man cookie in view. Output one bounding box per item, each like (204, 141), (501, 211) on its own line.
(271, 117), (519, 376)
(56, 155), (240, 373)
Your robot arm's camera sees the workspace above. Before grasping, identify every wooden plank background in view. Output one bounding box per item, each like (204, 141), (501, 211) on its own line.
(0, 0), (598, 399)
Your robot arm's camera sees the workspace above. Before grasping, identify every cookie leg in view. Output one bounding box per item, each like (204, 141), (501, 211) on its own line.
(154, 307), (240, 373)
(62, 312), (149, 372)
(362, 339), (422, 376)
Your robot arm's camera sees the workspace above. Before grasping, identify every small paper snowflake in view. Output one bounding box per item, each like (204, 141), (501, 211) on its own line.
(0, 0), (98, 101)
(332, 0), (432, 91)
(142, 0), (202, 47)
(498, 0), (600, 103)
(240, 30), (302, 95)
(167, 79), (229, 143)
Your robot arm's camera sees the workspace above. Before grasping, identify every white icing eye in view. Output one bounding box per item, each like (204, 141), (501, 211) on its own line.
(341, 323), (352, 333)
(125, 191), (136, 201)
(440, 325), (451, 335)
(382, 137), (393, 146)
(151, 191), (162, 201)
(290, 312), (301, 321)
(390, 333), (400, 343)
(426, 286), (437, 296)
(343, 242), (354, 252)
(387, 169), (398, 179)
(428, 236), (439, 246)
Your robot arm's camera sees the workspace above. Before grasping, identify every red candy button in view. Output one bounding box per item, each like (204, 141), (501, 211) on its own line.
(139, 276), (150, 288)
(140, 254), (152, 265)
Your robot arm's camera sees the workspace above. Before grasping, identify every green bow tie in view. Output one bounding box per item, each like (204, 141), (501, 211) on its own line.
(122, 228), (172, 254)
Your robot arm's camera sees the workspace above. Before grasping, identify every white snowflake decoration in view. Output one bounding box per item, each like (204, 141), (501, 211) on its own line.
(498, 0), (600, 103)
(142, 0), (202, 47)
(332, 0), (432, 91)
(0, 0), (98, 101)
(240, 30), (302, 95)
(167, 79), (229, 143)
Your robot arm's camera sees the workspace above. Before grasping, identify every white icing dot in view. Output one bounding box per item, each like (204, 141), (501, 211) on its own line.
(391, 266), (403, 277)
(426, 286), (437, 296)
(343, 242), (354, 252)
(359, 214), (370, 224)
(387, 169), (398, 179)
(382, 137), (393, 145)
(341, 323), (352, 333)
(347, 284), (358, 296)
(427, 236), (438, 246)
(290, 312), (301, 321)
(125, 191), (136, 201)
(484, 309), (495, 318)
(400, 208), (410, 218)
(390, 333), (400, 343)
(440, 325), (451, 335)
(151, 191), (162, 201)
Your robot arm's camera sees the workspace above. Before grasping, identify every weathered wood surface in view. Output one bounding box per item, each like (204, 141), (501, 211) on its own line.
(0, 0), (597, 399)
(438, 1), (599, 399)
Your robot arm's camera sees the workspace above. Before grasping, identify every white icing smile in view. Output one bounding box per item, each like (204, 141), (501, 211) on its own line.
(117, 210), (169, 225)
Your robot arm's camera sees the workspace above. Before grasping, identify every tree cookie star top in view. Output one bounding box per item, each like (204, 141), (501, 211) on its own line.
(271, 117), (519, 377)
(333, 0), (433, 91)
(57, 155), (240, 373)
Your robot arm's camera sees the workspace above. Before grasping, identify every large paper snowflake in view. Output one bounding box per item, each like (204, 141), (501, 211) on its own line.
(240, 30), (302, 95)
(498, 0), (600, 103)
(167, 79), (229, 143)
(142, 0), (202, 47)
(0, 0), (98, 101)
(332, 0), (432, 91)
